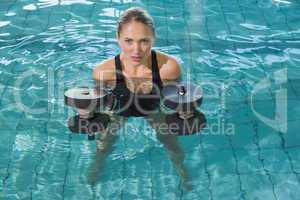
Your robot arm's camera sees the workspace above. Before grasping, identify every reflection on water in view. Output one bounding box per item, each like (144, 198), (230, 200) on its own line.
(0, 0), (300, 199)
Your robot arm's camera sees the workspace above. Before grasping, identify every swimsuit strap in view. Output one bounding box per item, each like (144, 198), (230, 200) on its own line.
(114, 54), (125, 86)
(151, 50), (163, 89)
(114, 51), (163, 89)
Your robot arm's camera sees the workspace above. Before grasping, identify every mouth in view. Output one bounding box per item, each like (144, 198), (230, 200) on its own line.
(131, 55), (142, 62)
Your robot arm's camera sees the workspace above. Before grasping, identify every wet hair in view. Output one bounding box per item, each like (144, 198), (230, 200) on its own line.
(117, 7), (155, 37)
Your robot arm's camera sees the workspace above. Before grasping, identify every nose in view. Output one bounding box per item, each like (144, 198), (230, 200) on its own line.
(133, 42), (142, 53)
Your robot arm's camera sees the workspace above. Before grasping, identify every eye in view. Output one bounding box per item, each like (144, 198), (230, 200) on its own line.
(125, 39), (133, 44)
(141, 39), (150, 44)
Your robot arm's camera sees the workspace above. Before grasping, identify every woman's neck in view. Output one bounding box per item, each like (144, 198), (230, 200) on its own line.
(120, 53), (151, 76)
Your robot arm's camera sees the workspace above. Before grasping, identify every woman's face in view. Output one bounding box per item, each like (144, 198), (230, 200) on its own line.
(118, 21), (154, 66)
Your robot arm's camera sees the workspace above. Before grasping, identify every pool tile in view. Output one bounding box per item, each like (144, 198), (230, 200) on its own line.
(69, 3), (95, 18)
(240, 173), (278, 200)
(227, 124), (256, 149)
(0, 131), (13, 174)
(0, 0), (300, 199)
(202, 149), (237, 175)
(286, 147), (300, 172)
(182, 188), (211, 200)
(235, 148), (264, 174)
(255, 121), (282, 148)
(0, 108), (23, 130)
(120, 149), (164, 178)
(249, 100), (276, 122)
(288, 79), (300, 98)
(200, 132), (231, 150)
(210, 174), (243, 200)
(288, 99), (300, 121)
(152, 187), (181, 199)
(272, 172), (300, 200)
(226, 104), (255, 125)
(261, 148), (292, 172)
(0, 83), (4, 96)
(121, 187), (153, 200)
(0, 1), (17, 13)
(284, 119), (300, 148)
(45, 9), (72, 29)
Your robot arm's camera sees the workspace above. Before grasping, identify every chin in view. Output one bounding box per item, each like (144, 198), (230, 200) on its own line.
(130, 58), (143, 64)
(131, 61), (142, 67)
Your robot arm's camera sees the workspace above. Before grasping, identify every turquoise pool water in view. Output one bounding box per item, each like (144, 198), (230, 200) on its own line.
(1, 0), (300, 199)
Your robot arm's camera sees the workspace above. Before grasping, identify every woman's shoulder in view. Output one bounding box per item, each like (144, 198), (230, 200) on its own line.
(155, 50), (181, 80)
(93, 58), (116, 81)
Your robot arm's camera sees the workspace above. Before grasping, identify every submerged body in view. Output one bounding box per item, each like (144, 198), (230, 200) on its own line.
(88, 7), (191, 190)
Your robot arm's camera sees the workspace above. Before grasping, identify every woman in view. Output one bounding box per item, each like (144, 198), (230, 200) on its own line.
(88, 7), (191, 190)
(93, 7), (180, 116)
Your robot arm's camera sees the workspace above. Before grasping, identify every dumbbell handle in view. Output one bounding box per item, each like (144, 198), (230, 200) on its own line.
(178, 85), (186, 96)
(77, 108), (95, 119)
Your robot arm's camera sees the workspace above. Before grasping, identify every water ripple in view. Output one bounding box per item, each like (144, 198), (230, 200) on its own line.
(240, 23), (270, 31)
(5, 12), (17, 17)
(0, 1), (299, 198)
(23, 4), (37, 11)
(0, 21), (10, 28)
(37, 0), (60, 8)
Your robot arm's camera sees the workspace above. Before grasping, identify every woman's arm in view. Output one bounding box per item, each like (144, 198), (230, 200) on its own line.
(157, 52), (181, 84)
(93, 58), (116, 90)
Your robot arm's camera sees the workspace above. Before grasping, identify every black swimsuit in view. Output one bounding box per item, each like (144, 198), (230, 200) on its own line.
(112, 50), (163, 117)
